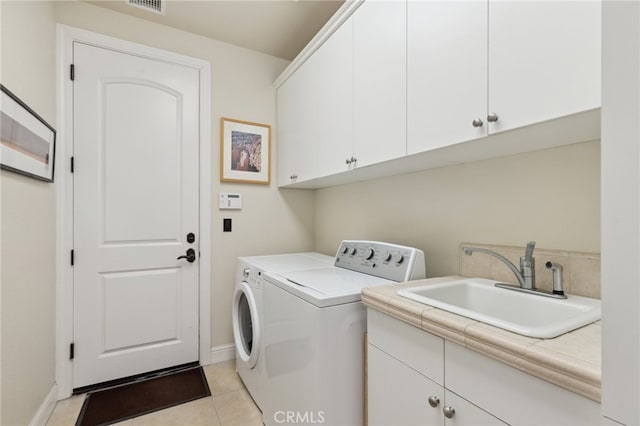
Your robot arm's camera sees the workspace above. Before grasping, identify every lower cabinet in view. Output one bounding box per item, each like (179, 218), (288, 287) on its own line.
(367, 309), (601, 426)
(368, 344), (504, 426)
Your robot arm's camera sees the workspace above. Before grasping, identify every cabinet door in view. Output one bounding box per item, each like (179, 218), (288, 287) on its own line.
(445, 341), (601, 425)
(276, 62), (315, 186)
(353, 0), (406, 168)
(368, 344), (444, 426)
(488, 0), (601, 134)
(311, 16), (353, 177)
(444, 390), (507, 426)
(407, 1), (488, 155)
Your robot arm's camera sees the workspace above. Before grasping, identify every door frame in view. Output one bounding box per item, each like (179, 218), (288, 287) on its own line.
(55, 24), (212, 399)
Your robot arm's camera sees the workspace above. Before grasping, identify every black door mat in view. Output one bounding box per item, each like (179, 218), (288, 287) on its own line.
(75, 366), (211, 426)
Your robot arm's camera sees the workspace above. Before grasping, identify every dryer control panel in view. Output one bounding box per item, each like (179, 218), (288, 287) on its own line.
(334, 240), (426, 283)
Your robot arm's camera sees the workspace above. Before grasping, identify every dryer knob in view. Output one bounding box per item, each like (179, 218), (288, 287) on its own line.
(366, 248), (375, 260)
(383, 252), (392, 262)
(350, 248), (357, 256)
(243, 268), (250, 278)
(395, 254), (405, 265)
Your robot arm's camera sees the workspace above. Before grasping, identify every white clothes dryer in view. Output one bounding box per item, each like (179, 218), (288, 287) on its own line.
(232, 252), (334, 410)
(261, 241), (426, 426)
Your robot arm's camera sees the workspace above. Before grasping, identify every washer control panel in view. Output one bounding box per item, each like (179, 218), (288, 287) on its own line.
(334, 240), (426, 282)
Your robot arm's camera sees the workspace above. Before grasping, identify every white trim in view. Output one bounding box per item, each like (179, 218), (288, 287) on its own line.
(29, 384), (57, 426)
(272, 0), (364, 88)
(55, 24), (212, 398)
(210, 344), (236, 364)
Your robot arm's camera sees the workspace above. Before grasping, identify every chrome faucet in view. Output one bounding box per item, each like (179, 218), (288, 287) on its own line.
(463, 241), (567, 299)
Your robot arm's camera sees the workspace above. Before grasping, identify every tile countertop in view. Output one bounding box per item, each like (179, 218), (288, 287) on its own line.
(362, 276), (601, 403)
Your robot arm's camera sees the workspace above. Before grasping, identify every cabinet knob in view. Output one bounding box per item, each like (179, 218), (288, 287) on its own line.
(345, 158), (352, 165)
(427, 396), (440, 408)
(472, 118), (484, 128)
(443, 406), (455, 419)
(487, 113), (499, 123)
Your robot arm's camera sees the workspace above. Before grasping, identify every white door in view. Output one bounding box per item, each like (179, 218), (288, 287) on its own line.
(72, 42), (200, 388)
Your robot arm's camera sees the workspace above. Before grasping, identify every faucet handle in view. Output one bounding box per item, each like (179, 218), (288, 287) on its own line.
(524, 241), (536, 261)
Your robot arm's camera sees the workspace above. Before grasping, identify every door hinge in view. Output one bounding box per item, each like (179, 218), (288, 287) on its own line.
(70, 64), (75, 81)
(70, 342), (75, 360)
(70, 249), (74, 266)
(70, 156), (74, 173)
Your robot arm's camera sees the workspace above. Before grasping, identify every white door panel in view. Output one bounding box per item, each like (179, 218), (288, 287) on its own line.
(73, 42), (199, 388)
(102, 82), (182, 242)
(407, 0), (488, 154)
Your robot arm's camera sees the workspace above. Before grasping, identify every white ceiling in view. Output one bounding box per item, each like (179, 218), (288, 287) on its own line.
(85, 0), (344, 60)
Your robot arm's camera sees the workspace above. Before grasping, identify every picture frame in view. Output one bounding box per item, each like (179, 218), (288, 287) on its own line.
(1, 84), (56, 182)
(220, 117), (271, 184)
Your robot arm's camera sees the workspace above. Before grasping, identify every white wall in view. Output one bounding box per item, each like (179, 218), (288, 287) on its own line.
(0, 2), (57, 425)
(315, 140), (600, 277)
(53, 1), (316, 349)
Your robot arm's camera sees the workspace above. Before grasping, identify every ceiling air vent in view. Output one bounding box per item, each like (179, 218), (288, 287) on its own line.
(126, 0), (165, 15)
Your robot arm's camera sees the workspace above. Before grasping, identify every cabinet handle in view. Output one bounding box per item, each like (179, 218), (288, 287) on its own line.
(427, 396), (440, 408)
(487, 113), (499, 123)
(345, 157), (357, 166)
(472, 118), (484, 128)
(290, 174), (298, 180)
(443, 406), (455, 419)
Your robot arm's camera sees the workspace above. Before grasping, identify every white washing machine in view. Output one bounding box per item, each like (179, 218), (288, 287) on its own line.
(232, 252), (334, 410)
(261, 240), (426, 426)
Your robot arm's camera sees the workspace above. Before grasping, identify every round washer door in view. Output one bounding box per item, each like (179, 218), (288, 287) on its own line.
(232, 281), (260, 368)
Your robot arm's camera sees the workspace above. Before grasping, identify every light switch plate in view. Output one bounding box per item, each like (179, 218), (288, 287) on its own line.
(219, 192), (242, 209)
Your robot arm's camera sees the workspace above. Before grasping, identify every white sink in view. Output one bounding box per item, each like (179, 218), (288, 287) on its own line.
(397, 278), (601, 338)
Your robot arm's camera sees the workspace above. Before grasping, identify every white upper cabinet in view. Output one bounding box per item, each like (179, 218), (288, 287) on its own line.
(408, 0), (601, 155)
(276, 0), (601, 188)
(407, 1), (488, 155)
(488, 1), (601, 134)
(311, 17), (354, 178)
(353, 0), (407, 167)
(276, 59), (314, 186)
(276, 15), (353, 186)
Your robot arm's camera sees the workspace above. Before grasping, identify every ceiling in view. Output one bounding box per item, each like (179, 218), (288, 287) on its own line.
(85, 0), (344, 60)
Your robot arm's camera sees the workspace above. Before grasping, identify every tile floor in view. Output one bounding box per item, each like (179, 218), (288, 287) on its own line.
(46, 360), (263, 426)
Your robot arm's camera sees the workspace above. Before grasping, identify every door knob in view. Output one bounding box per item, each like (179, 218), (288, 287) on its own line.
(177, 248), (196, 263)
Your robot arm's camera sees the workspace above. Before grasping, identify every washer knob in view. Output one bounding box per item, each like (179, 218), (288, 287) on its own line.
(383, 252), (392, 262)
(395, 254), (405, 265)
(350, 248), (357, 256)
(366, 248), (375, 260)
(341, 246), (349, 254)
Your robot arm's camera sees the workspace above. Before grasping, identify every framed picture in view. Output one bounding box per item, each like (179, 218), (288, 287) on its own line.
(1, 84), (56, 182)
(220, 117), (270, 184)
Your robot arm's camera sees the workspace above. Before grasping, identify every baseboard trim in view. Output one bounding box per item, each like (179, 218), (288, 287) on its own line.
(30, 384), (57, 426)
(210, 344), (235, 364)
